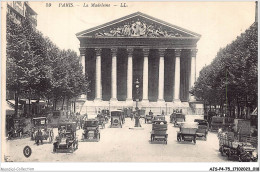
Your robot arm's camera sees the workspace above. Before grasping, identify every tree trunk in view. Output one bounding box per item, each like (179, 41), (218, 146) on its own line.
(54, 98), (57, 111)
(15, 91), (19, 118)
(28, 89), (31, 118)
(67, 98), (70, 111)
(61, 96), (65, 110)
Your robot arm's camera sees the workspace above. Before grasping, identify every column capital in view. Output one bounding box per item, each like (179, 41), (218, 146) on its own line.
(127, 48), (134, 56)
(111, 48), (117, 56)
(175, 49), (182, 57)
(158, 49), (166, 57)
(95, 48), (102, 56)
(191, 49), (198, 57)
(79, 48), (86, 56)
(143, 48), (150, 57)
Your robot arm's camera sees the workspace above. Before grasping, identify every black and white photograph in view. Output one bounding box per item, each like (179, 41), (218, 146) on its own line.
(1, 1), (259, 171)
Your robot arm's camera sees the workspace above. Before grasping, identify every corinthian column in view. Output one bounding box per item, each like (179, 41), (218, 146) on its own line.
(157, 49), (165, 102)
(110, 48), (117, 101)
(190, 49), (197, 101)
(95, 48), (102, 101)
(79, 48), (86, 99)
(174, 49), (181, 102)
(126, 48), (133, 102)
(142, 48), (149, 103)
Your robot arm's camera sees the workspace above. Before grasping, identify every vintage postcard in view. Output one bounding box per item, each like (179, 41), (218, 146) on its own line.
(1, 1), (259, 171)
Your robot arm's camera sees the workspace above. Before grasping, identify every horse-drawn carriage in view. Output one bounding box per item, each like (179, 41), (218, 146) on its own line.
(150, 120), (168, 144)
(218, 131), (257, 162)
(110, 110), (125, 128)
(31, 117), (54, 145)
(53, 122), (78, 153)
(177, 122), (198, 144)
(82, 119), (100, 142)
(194, 119), (209, 140)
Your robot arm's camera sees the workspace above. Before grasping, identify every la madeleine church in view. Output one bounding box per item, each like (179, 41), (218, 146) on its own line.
(76, 12), (201, 114)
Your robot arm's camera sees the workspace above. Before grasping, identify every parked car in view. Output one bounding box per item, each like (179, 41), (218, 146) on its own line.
(153, 115), (165, 122)
(177, 122), (198, 144)
(145, 111), (154, 124)
(150, 120), (168, 144)
(218, 131), (257, 162)
(210, 116), (224, 131)
(173, 113), (185, 127)
(53, 122), (78, 153)
(97, 114), (105, 129)
(82, 119), (100, 142)
(194, 119), (209, 140)
(31, 117), (54, 145)
(110, 110), (124, 128)
(8, 117), (26, 139)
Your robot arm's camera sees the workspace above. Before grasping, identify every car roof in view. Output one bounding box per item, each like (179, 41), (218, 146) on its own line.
(111, 110), (122, 112)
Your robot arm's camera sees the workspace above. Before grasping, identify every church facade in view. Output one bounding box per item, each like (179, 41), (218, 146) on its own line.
(76, 12), (201, 112)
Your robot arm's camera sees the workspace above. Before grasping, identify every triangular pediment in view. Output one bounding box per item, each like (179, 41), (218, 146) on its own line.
(76, 12), (201, 38)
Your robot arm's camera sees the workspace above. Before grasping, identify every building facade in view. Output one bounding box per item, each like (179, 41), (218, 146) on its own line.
(7, 1), (37, 27)
(76, 12), (201, 112)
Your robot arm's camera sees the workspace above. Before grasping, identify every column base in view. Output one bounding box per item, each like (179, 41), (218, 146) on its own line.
(94, 98), (102, 102)
(173, 99), (181, 103)
(110, 98), (118, 102)
(157, 99), (165, 103)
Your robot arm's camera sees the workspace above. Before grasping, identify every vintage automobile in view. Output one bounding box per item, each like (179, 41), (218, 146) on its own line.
(210, 116), (224, 131)
(150, 120), (168, 144)
(145, 111), (154, 124)
(101, 109), (109, 122)
(153, 115), (165, 122)
(110, 110), (124, 128)
(7, 118), (27, 139)
(218, 131), (257, 162)
(31, 117), (54, 145)
(177, 122), (198, 144)
(170, 109), (182, 123)
(82, 119), (100, 142)
(97, 114), (106, 129)
(139, 109), (146, 119)
(53, 122), (78, 153)
(123, 108), (133, 118)
(173, 113), (185, 127)
(194, 119), (209, 140)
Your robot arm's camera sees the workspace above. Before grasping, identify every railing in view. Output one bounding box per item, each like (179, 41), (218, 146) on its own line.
(81, 106), (205, 116)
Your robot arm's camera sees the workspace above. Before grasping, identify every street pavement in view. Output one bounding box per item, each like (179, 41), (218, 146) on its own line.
(3, 115), (229, 162)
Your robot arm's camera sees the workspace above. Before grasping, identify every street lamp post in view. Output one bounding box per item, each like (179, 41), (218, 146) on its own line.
(134, 79), (140, 127)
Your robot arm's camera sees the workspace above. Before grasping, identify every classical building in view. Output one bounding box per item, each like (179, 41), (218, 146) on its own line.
(76, 12), (201, 113)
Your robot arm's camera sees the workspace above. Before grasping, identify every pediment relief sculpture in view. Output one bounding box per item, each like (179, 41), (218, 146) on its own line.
(93, 19), (183, 38)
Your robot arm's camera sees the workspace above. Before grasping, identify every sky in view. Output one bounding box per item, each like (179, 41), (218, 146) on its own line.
(29, 1), (256, 77)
